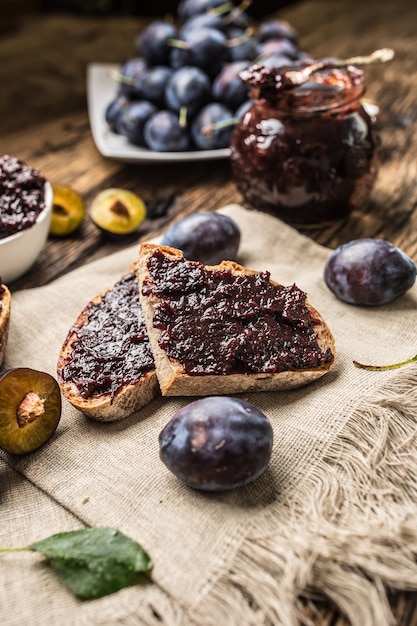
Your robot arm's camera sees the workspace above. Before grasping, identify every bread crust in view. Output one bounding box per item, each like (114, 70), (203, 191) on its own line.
(138, 243), (335, 396)
(0, 283), (11, 367)
(57, 269), (159, 422)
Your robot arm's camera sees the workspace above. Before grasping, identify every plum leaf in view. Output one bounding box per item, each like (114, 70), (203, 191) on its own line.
(1, 528), (152, 600)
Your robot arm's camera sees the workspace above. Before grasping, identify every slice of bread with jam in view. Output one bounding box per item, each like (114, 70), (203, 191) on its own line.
(57, 266), (159, 422)
(137, 243), (335, 397)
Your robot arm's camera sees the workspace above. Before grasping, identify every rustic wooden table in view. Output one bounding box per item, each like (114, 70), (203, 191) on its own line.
(1, 0), (417, 623)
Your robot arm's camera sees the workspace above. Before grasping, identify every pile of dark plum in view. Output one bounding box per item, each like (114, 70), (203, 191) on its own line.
(105, 0), (304, 152)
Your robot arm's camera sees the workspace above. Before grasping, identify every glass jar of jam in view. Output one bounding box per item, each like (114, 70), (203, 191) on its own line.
(230, 62), (379, 226)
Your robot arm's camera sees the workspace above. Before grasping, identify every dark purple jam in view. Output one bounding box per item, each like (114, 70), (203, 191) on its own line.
(0, 154), (46, 240)
(142, 249), (334, 375)
(230, 63), (379, 225)
(60, 272), (154, 400)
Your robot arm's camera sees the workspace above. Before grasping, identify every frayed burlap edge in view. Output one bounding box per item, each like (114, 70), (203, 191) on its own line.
(185, 367), (417, 626)
(66, 368), (417, 626)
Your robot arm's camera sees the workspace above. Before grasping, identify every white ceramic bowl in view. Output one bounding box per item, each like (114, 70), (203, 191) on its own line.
(0, 182), (53, 284)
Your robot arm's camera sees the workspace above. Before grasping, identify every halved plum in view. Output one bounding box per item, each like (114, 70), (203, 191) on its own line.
(89, 188), (146, 237)
(0, 368), (62, 455)
(50, 185), (85, 236)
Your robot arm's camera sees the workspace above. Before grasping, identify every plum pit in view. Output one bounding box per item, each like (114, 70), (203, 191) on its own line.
(16, 391), (45, 427)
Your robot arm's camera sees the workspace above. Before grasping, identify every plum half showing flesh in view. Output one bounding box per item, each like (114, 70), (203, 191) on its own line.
(90, 188), (147, 237)
(0, 368), (62, 455)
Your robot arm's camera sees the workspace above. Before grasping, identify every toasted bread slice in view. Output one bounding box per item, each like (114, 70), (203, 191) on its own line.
(57, 266), (159, 422)
(138, 244), (335, 396)
(0, 282), (11, 366)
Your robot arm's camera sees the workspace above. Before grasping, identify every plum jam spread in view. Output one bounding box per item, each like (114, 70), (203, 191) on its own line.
(142, 249), (334, 375)
(0, 155), (47, 239)
(230, 62), (379, 225)
(59, 272), (154, 400)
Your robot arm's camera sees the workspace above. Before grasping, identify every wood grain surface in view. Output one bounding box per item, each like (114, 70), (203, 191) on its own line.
(1, 1), (417, 623)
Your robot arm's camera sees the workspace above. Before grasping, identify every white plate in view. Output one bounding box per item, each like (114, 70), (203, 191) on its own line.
(87, 63), (231, 163)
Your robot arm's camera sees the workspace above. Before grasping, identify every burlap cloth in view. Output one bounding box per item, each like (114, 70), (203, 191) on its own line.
(1, 204), (417, 626)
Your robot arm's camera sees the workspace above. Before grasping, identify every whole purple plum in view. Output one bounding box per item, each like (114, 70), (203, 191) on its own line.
(161, 211), (240, 265)
(159, 396), (273, 491)
(324, 238), (416, 305)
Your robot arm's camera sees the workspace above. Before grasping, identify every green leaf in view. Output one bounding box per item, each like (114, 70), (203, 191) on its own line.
(30, 527), (152, 600)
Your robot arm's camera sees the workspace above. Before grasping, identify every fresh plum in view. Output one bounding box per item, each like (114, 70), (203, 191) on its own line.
(144, 110), (190, 151)
(177, 0), (229, 24)
(136, 20), (178, 66)
(191, 102), (235, 150)
(180, 12), (228, 36)
(212, 60), (250, 111)
(227, 27), (259, 62)
(115, 58), (147, 99)
(136, 65), (173, 107)
(104, 95), (129, 134)
(169, 28), (229, 78)
(257, 19), (299, 44)
(119, 100), (157, 146)
(161, 211), (240, 264)
(159, 396), (273, 491)
(324, 238), (417, 305)
(165, 66), (211, 118)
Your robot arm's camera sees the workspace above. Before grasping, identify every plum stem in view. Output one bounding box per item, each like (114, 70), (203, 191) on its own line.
(227, 27), (254, 48)
(0, 547), (29, 553)
(107, 68), (135, 86)
(167, 38), (190, 50)
(179, 106), (188, 128)
(202, 117), (239, 136)
(223, 0), (252, 22)
(210, 1), (234, 17)
(353, 354), (417, 371)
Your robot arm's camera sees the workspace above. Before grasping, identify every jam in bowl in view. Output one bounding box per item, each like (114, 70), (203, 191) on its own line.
(0, 155), (53, 284)
(230, 60), (380, 226)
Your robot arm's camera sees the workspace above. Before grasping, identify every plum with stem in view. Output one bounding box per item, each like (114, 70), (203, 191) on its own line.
(111, 58), (148, 99)
(144, 110), (190, 151)
(169, 27), (229, 78)
(165, 66), (211, 118)
(191, 102), (235, 149)
(135, 65), (173, 107)
(212, 60), (250, 110)
(177, 0), (233, 23)
(137, 20), (178, 66)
